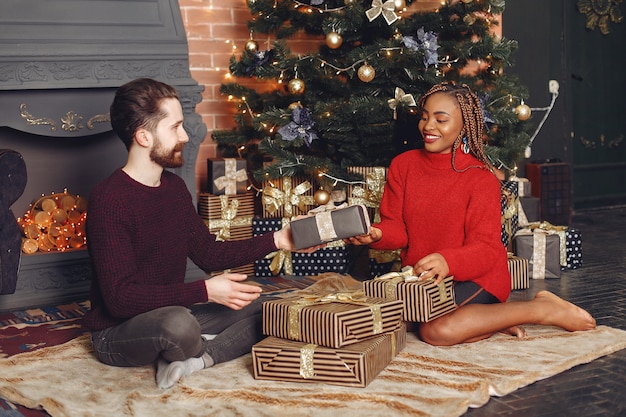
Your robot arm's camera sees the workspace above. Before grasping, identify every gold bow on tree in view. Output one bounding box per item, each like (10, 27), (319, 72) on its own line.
(366, 0), (399, 25)
(348, 167), (386, 223)
(262, 177), (315, 218)
(213, 159), (248, 195)
(205, 195), (253, 241)
(265, 218), (293, 275)
(387, 87), (417, 120)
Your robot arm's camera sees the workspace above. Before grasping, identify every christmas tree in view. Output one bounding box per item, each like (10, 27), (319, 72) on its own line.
(212, 0), (532, 194)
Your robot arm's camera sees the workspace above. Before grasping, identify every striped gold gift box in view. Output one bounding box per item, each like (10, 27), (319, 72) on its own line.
(262, 293), (403, 348)
(508, 254), (530, 290)
(261, 176), (315, 218)
(363, 275), (456, 322)
(199, 192), (256, 276)
(252, 323), (406, 388)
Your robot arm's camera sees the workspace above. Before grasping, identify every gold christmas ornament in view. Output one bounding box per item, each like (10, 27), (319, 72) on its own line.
(357, 63), (376, 83)
(393, 0), (406, 10)
(245, 39), (259, 53)
(461, 0), (473, 3)
(288, 101), (301, 110)
(515, 102), (532, 121)
(314, 188), (331, 205)
(288, 78), (305, 95)
(325, 31), (343, 49)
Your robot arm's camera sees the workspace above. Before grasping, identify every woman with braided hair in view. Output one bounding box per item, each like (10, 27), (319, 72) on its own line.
(349, 82), (596, 345)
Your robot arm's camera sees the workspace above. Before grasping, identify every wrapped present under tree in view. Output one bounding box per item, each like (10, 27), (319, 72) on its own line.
(207, 158), (249, 195)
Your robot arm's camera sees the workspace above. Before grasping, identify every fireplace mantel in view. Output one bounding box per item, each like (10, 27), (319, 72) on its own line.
(0, 0), (207, 311)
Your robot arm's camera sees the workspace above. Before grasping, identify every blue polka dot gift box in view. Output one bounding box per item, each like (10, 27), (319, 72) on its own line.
(562, 228), (583, 270)
(252, 217), (350, 276)
(500, 180), (519, 248)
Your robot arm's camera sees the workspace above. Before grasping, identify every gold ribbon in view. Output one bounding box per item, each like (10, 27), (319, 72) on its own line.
(205, 195), (253, 241)
(375, 266), (449, 301)
(262, 177), (315, 218)
(213, 159), (248, 195)
(288, 291), (384, 341)
(348, 167), (386, 223)
(365, 0), (399, 25)
(388, 87), (417, 120)
(265, 218), (293, 275)
(299, 344), (316, 379)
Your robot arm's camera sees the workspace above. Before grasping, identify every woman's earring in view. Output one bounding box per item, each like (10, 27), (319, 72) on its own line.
(462, 137), (470, 154)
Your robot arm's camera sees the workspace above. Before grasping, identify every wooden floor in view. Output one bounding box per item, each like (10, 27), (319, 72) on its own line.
(466, 206), (626, 417)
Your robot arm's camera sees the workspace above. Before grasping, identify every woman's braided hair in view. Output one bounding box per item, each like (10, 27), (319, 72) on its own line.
(418, 82), (493, 173)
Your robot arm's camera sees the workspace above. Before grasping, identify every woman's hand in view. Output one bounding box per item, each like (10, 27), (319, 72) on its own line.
(346, 226), (383, 246)
(204, 273), (262, 310)
(412, 253), (449, 285)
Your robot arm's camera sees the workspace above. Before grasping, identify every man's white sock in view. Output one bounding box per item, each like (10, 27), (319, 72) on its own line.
(156, 356), (205, 389)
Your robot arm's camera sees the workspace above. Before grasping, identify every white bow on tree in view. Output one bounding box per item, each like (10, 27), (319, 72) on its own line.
(366, 0), (399, 25)
(387, 87), (417, 119)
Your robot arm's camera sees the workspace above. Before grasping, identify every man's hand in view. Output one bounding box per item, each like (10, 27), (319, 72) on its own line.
(204, 273), (262, 310)
(346, 226), (383, 246)
(273, 221), (326, 253)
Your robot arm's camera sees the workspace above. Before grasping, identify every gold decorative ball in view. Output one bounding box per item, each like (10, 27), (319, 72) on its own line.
(461, 0), (473, 3)
(393, 0), (406, 10)
(288, 78), (305, 95)
(357, 64), (376, 83)
(325, 31), (343, 49)
(515, 103), (532, 121)
(314, 189), (331, 205)
(245, 39), (259, 53)
(288, 101), (301, 110)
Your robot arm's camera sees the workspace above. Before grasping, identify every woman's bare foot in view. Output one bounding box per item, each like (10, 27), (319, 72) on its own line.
(502, 325), (527, 339)
(534, 291), (596, 331)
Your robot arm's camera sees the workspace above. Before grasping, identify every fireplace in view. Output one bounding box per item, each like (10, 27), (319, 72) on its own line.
(0, 0), (206, 311)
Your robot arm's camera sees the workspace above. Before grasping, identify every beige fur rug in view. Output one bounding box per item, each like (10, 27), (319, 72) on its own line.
(1, 324), (626, 417)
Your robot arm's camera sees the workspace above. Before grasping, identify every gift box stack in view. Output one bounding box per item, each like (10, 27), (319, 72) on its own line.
(201, 158), (255, 276)
(252, 290), (407, 387)
(362, 266), (457, 322)
(512, 221), (583, 281)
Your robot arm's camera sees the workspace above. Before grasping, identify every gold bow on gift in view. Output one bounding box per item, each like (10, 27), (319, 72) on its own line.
(265, 218), (293, 275)
(375, 266), (449, 301)
(288, 290), (383, 341)
(262, 177), (315, 218)
(388, 87), (417, 120)
(501, 187), (519, 241)
(348, 167), (386, 223)
(205, 195), (253, 241)
(365, 0), (399, 25)
(213, 159), (248, 195)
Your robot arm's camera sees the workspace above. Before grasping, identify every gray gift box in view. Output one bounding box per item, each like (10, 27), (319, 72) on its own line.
(291, 205), (371, 250)
(513, 232), (561, 279)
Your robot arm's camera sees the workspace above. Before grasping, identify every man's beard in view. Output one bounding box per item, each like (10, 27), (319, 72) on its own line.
(150, 138), (185, 168)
